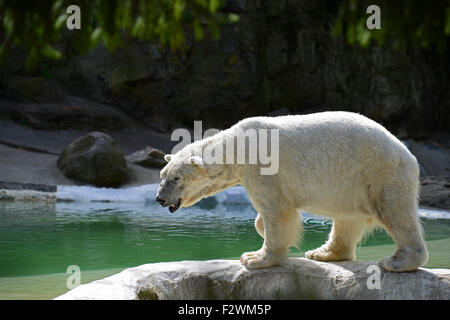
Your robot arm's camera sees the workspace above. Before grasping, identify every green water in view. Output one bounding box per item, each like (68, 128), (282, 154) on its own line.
(0, 201), (449, 299)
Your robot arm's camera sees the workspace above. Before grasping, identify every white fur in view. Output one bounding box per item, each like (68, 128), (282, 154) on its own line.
(159, 111), (428, 271)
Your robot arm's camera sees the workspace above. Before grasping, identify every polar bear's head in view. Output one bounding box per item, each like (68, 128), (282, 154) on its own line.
(155, 152), (224, 213)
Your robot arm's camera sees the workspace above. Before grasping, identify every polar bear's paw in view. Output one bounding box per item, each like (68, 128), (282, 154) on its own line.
(240, 249), (283, 269)
(378, 247), (427, 272)
(305, 246), (352, 262)
(379, 256), (406, 272)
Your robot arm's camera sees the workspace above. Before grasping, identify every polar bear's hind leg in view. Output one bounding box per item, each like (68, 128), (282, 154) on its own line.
(375, 178), (428, 272)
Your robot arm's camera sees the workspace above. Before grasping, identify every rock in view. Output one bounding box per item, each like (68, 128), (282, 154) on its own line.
(267, 107), (290, 117)
(55, 259), (450, 300)
(266, 32), (288, 77)
(0, 189), (56, 202)
(0, 96), (128, 131)
(400, 139), (450, 209)
(420, 176), (450, 210)
(126, 146), (166, 169)
(0, 192), (14, 201)
(57, 132), (127, 187)
(0, 181), (56, 193)
(2, 75), (65, 103)
(403, 140), (450, 176)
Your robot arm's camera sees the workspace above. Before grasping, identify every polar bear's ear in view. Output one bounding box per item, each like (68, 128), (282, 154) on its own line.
(164, 154), (172, 162)
(189, 156), (205, 168)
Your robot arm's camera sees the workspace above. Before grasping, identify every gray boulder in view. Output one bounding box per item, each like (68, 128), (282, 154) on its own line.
(126, 146), (166, 169)
(57, 132), (127, 187)
(55, 259), (450, 300)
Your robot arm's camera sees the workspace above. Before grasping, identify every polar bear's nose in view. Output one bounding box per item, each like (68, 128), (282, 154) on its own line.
(155, 195), (166, 206)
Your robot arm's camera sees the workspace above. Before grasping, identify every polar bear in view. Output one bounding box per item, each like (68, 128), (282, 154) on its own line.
(156, 111), (428, 272)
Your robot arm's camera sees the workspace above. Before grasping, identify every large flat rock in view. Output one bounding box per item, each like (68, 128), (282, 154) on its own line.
(55, 259), (450, 300)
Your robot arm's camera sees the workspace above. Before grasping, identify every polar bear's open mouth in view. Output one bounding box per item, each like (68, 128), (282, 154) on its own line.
(169, 199), (181, 213)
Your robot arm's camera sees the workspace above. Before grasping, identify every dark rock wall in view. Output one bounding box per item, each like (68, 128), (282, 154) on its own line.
(1, 0), (449, 138)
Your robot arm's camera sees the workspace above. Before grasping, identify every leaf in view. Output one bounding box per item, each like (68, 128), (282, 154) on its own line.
(54, 14), (68, 30)
(209, 0), (222, 13)
(132, 17), (145, 37)
(3, 14), (14, 34)
(42, 44), (61, 60)
(358, 30), (371, 47)
(356, 19), (371, 47)
(90, 27), (102, 44)
(193, 19), (204, 40)
(227, 13), (240, 23)
(174, 25), (185, 47)
(194, 0), (208, 8)
(174, 0), (186, 21)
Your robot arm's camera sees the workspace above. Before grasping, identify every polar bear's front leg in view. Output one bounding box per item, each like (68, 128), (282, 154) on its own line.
(240, 246), (286, 269)
(254, 213), (264, 239)
(241, 210), (301, 268)
(305, 218), (368, 262)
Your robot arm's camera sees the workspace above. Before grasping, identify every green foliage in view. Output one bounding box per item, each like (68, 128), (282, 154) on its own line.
(332, 0), (450, 52)
(0, 0), (239, 68)
(2, 0), (449, 69)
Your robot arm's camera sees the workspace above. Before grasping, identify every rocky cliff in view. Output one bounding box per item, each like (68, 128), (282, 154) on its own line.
(1, 0), (449, 139)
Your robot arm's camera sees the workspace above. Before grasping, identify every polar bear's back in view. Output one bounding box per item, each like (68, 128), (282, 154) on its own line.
(234, 111), (419, 214)
(235, 111), (411, 163)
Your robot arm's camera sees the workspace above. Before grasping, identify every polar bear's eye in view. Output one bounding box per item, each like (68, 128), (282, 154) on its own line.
(174, 177), (180, 181)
